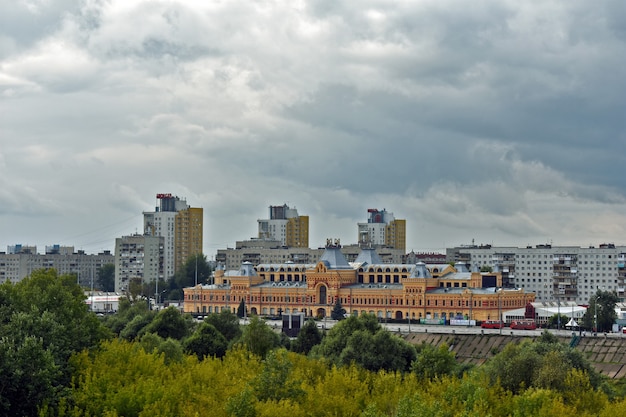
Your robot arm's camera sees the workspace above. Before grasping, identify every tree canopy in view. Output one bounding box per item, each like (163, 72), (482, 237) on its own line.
(291, 319), (323, 354)
(310, 313), (416, 372)
(238, 315), (281, 358)
(583, 289), (619, 332)
(480, 330), (601, 394)
(331, 298), (346, 320)
(174, 253), (212, 289)
(0, 269), (109, 415)
(96, 263), (115, 292)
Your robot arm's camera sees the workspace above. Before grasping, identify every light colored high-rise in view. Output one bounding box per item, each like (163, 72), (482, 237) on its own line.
(357, 208), (406, 251)
(257, 204), (309, 248)
(143, 193), (203, 279)
(446, 243), (626, 304)
(114, 234), (164, 292)
(0, 245), (114, 286)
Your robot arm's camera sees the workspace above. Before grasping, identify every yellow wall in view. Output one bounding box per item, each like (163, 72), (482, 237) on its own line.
(175, 207), (203, 273)
(184, 262), (535, 321)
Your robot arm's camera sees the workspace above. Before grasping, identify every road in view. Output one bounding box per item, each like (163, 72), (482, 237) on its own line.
(259, 318), (626, 339)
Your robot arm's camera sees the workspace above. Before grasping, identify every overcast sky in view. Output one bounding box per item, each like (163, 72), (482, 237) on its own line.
(1, 0), (625, 257)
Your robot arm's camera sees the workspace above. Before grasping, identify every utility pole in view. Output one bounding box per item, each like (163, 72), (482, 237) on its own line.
(498, 288), (502, 335)
(594, 291), (598, 334)
(194, 255), (198, 315)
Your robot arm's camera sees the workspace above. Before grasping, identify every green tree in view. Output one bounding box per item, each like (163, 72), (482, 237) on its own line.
(97, 263), (116, 292)
(480, 265), (493, 272)
(138, 332), (184, 364)
(120, 312), (156, 341)
(311, 314), (380, 361)
(174, 253), (212, 289)
(311, 313), (416, 372)
(205, 309), (243, 343)
(142, 306), (191, 340)
(547, 313), (570, 329)
(0, 269), (109, 414)
(237, 299), (246, 318)
(331, 298), (346, 320)
(103, 297), (153, 336)
(412, 343), (460, 379)
(480, 330), (600, 394)
(239, 315), (280, 358)
(251, 349), (304, 402)
(583, 289), (619, 332)
(184, 322), (228, 359)
(292, 319), (323, 354)
(339, 328), (416, 372)
(0, 335), (60, 416)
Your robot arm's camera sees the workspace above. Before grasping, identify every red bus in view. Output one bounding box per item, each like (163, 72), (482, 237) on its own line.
(510, 319), (537, 330)
(481, 320), (504, 329)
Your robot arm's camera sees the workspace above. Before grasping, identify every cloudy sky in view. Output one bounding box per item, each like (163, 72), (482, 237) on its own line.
(1, 0), (625, 256)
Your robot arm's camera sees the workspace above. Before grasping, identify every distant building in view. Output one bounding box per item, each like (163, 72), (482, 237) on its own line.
(143, 193), (203, 278)
(404, 251), (448, 265)
(216, 240), (405, 271)
(186, 241), (535, 322)
(357, 208), (406, 251)
(7, 244), (37, 254)
(446, 243), (626, 304)
(114, 234), (164, 292)
(257, 204), (309, 248)
(0, 246), (114, 286)
(85, 292), (122, 313)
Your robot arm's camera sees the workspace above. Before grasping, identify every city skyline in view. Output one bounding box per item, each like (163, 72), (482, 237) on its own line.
(2, 1), (625, 255)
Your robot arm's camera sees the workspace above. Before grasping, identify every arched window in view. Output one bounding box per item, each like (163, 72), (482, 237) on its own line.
(319, 285), (327, 305)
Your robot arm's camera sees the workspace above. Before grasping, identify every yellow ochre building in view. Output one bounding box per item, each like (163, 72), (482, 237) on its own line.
(183, 240), (535, 323)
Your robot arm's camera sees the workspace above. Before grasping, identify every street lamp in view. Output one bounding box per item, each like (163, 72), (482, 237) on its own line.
(594, 291), (598, 334)
(557, 293), (561, 331)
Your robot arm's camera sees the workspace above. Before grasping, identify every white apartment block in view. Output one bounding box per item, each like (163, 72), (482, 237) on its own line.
(216, 240), (405, 271)
(447, 243), (626, 304)
(358, 208), (395, 246)
(0, 245), (114, 286)
(257, 204), (304, 247)
(143, 194), (192, 279)
(144, 210), (177, 279)
(114, 234), (164, 292)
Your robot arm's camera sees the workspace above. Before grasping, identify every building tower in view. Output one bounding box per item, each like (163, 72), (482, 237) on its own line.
(357, 208), (406, 251)
(143, 193), (203, 279)
(257, 204), (309, 248)
(114, 234), (164, 292)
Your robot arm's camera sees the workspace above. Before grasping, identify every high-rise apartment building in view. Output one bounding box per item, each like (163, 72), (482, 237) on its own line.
(0, 245), (114, 286)
(357, 208), (406, 251)
(175, 206), (203, 272)
(257, 204), (309, 248)
(215, 239), (405, 270)
(114, 234), (164, 292)
(446, 243), (625, 304)
(143, 193), (203, 278)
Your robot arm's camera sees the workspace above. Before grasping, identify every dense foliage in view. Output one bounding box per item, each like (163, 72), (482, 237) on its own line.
(480, 331), (602, 394)
(96, 263), (115, 292)
(331, 298), (346, 320)
(0, 269), (110, 416)
(3, 268), (626, 417)
(583, 289), (619, 332)
(57, 341), (625, 417)
(311, 314), (417, 372)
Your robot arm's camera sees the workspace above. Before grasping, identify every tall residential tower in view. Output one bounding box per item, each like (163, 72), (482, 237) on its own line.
(143, 193), (203, 278)
(357, 208), (406, 251)
(257, 204), (309, 248)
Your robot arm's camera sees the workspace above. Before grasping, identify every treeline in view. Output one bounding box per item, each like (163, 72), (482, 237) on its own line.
(2, 269), (626, 417)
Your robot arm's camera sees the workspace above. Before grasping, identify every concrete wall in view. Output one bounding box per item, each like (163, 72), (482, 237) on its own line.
(403, 332), (626, 378)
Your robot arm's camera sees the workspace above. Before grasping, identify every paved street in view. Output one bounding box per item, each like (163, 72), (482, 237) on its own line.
(259, 318), (626, 339)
